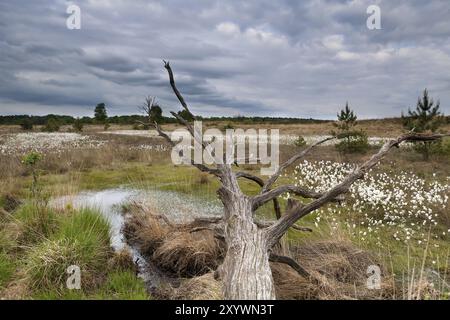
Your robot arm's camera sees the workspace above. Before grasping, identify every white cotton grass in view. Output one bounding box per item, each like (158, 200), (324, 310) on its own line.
(286, 160), (449, 246)
(0, 132), (106, 155)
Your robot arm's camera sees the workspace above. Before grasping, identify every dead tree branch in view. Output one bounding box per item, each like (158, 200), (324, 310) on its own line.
(164, 60), (195, 120)
(153, 62), (220, 176)
(253, 184), (344, 210)
(236, 171), (282, 219)
(269, 253), (310, 278)
(266, 132), (450, 247)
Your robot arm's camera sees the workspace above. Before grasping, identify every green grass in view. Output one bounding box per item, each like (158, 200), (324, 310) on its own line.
(25, 208), (111, 292)
(96, 271), (149, 300)
(34, 270), (150, 300)
(23, 205), (151, 300)
(14, 202), (58, 245)
(0, 252), (15, 289)
(4, 149), (448, 299)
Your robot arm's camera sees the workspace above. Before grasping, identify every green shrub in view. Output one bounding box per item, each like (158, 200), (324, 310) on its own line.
(42, 118), (60, 132)
(20, 118), (33, 131)
(24, 208), (111, 292)
(0, 194), (22, 213)
(72, 118), (84, 132)
(0, 252), (15, 289)
(430, 137), (450, 157)
(293, 135), (307, 147)
(34, 270), (149, 300)
(335, 132), (370, 154)
(223, 123), (234, 130)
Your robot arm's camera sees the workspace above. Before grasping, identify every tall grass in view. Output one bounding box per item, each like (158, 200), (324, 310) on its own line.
(14, 202), (58, 245)
(0, 252), (15, 289)
(25, 208), (111, 292)
(98, 271), (149, 300)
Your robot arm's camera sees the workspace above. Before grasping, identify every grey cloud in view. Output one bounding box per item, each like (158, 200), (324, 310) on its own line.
(0, 0), (449, 118)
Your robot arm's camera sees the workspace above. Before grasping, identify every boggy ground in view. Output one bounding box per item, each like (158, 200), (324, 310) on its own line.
(0, 124), (449, 299)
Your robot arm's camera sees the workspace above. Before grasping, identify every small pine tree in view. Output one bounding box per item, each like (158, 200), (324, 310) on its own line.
(335, 102), (357, 134)
(402, 89), (443, 160)
(333, 102), (369, 153)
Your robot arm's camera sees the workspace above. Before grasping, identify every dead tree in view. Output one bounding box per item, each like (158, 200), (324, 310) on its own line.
(148, 61), (448, 300)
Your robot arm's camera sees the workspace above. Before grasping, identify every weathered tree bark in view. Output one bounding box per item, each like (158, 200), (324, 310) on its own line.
(213, 166), (275, 299)
(217, 192), (275, 299)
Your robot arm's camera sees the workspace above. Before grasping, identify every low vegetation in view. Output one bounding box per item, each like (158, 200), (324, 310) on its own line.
(0, 115), (448, 299)
(0, 198), (149, 300)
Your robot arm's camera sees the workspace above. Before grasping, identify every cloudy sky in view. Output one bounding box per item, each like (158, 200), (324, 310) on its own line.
(0, 0), (449, 119)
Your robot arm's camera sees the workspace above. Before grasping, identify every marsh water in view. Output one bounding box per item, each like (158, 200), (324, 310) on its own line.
(51, 187), (223, 292)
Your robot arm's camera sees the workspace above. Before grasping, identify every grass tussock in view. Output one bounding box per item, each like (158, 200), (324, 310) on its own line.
(173, 272), (223, 300)
(124, 205), (224, 277)
(24, 208), (112, 292)
(275, 239), (394, 300)
(0, 196), (151, 300)
(123, 207), (170, 254)
(0, 252), (15, 289)
(108, 248), (136, 273)
(153, 230), (222, 277)
(14, 202), (58, 245)
(124, 203), (397, 299)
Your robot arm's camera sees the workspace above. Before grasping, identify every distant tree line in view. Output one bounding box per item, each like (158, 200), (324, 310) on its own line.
(0, 114), (335, 126)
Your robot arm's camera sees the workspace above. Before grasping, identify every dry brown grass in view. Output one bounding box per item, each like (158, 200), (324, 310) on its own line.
(0, 277), (30, 300)
(172, 272), (223, 300)
(123, 206), (170, 255)
(124, 203), (398, 299)
(124, 205), (224, 277)
(284, 239), (394, 299)
(153, 230), (223, 277)
(271, 262), (319, 299)
(108, 248), (136, 273)
(196, 172), (210, 185)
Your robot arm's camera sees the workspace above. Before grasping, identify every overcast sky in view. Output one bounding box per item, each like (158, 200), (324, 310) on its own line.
(0, 0), (449, 119)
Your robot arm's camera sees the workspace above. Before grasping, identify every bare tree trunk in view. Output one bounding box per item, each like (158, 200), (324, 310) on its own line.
(218, 192), (275, 300)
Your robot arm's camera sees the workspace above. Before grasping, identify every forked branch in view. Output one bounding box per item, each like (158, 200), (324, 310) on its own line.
(236, 171), (282, 219)
(253, 184), (344, 210)
(154, 61), (220, 176)
(163, 60), (195, 121)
